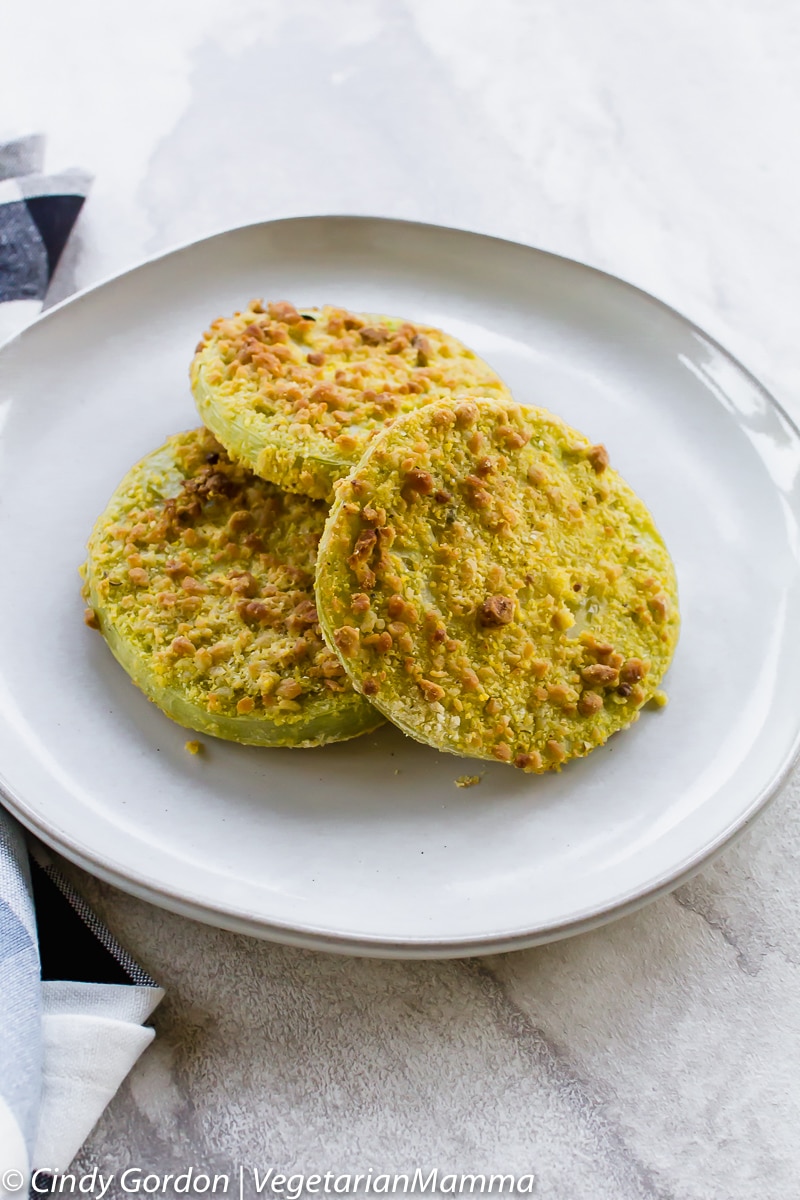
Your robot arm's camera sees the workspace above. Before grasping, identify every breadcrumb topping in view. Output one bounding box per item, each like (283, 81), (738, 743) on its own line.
(191, 301), (511, 500)
(316, 399), (679, 772)
(83, 428), (380, 745)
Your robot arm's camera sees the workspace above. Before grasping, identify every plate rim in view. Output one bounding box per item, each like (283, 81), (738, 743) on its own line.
(2, 213), (799, 958)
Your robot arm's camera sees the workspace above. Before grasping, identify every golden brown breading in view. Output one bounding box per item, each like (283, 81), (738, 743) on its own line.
(191, 301), (511, 499)
(316, 399), (679, 771)
(83, 428), (382, 746)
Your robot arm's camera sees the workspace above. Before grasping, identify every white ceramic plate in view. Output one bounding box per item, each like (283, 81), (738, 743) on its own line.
(1, 217), (799, 958)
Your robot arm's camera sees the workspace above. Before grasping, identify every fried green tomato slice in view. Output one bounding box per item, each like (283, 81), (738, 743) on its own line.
(316, 399), (679, 773)
(190, 300), (512, 502)
(82, 428), (382, 747)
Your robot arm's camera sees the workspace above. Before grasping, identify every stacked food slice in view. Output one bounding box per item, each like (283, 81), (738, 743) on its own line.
(190, 301), (512, 501)
(83, 300), (678, 770)
(316, 399), (678, 771)
(83, 427), (381, 747)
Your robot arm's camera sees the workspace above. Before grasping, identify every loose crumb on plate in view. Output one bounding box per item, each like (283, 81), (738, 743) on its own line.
(649, 689), (669, 709)
(455, 774), (482, 788)
(185, 740), (203, 755)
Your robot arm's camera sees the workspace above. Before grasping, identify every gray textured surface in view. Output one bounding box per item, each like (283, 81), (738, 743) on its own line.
(5, 0), (800, 1192)
(66, 767), (800, 1198)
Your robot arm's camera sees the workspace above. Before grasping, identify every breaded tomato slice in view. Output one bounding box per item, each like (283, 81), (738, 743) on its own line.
(191, 301), (512, 501)
(83, 428), (382, 747)
(316, 399), (678, 772)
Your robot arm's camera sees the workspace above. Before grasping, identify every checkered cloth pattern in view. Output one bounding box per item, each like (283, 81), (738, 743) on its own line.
(0, 133), (91, 342)
(0, 136), (163, 1189)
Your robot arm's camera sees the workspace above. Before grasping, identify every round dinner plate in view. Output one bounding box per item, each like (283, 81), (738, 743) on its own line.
(1, 217), (799, 958)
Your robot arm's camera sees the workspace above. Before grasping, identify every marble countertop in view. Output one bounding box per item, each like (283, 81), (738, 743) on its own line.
(5, 0), (800, 1194)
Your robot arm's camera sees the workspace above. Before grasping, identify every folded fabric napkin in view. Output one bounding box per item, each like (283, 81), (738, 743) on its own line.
(0, 136), (163, 1188)
(0, 133), (91, 342)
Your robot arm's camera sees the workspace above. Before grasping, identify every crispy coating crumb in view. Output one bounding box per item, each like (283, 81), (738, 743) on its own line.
(185, 740), (203, 755)
(455, 774), (482, 788)
(316, 399), (679, 773)
(83, 428), (381, 746)
(191, 303), (512, 500)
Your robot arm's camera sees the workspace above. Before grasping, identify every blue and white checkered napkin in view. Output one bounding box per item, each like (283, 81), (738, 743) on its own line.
(0, 133), (91, 342)
(0, 818), (163, 1183)
(0, 137), (164, 1186)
